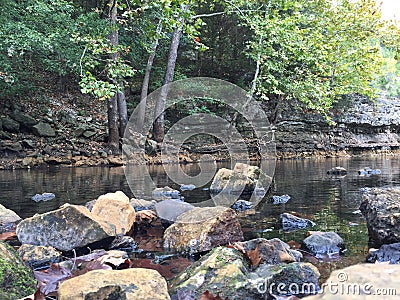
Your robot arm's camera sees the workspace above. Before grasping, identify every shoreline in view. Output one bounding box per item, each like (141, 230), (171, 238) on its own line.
(2, 148), (400, 170)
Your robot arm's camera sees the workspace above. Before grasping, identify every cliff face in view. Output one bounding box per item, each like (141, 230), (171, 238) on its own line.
(274, 94), (400, 157)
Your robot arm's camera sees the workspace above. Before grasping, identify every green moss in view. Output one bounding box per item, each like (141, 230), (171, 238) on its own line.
(0, 242), (37, 299)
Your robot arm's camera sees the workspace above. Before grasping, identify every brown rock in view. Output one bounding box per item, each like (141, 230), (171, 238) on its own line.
(163, 206), (243, 253)
(0, 204), (21, 224)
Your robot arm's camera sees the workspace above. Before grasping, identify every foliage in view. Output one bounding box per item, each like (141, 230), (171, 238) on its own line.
(240, 0), (389, 119)
(373, 48), (400, 97)
(0, 0), (82, 97)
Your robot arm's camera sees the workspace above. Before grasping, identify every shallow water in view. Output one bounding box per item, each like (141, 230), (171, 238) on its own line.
(1, 155), (400, 279)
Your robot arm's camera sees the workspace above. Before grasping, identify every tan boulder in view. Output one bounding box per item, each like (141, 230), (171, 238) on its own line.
(58, 268), (170, 300)
(92, 191), (136, 235)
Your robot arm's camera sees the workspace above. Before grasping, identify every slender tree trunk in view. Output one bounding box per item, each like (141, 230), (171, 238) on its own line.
(153, 24), (183, 142)
(137, 21), (162, 133)
(106, 0), (127, 152)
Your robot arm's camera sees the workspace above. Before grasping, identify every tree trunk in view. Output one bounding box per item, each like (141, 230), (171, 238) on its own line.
(117, 88), (128, 137)
(137, 21), (162, 133)
(153, 25), (182, 142)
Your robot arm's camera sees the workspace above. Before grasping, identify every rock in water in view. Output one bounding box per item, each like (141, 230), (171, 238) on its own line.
(58, 268), (170, 300)
(0, 241), (37, 299)
(360, 187), (400, 247)
(367, 242), (400, 264)
(16, 204), (115, 251)
(231, 199), (254, 211)
(326, 166), (347, 175)
(31, 192), (55, 202)
(271, 194), (291, 204)
(152, 186), (181, 200)
(180, 184), (196, 191)
(163, 206), (243, 253)
(280, 212), (315, 231)
(302, 232), (345, 257)
(358, 167), (381, 176)
(210, 163), (272, 195)
(91, 191), (136, 235)
(155, 199), (194, 223)
(0, 204), (21, 224)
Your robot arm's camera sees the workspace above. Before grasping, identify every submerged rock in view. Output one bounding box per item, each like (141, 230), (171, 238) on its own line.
(152, 186), (181, 200)
(280, 212), (316, 231)
(164, 206), (243, 253)
(17, 244), (62, 269)
(58, 268), (170, 300)
(358, 167), (381, 176)
(241, 238), (303, 264)
(91, 191), (136, 235)
(307, 264), (400, 299)
(16, 204), (115, 251)
(0, 241), (37, 300)
(0, 204), (21, 224)
(367, 242), (400, 264)
(327, 166), (347, 176)
(180, 184), (196, 191)
(31, 192), (55, 202)
(302, 232), (345, 257)
(231, 199), (254, 211)
(360, 187), (400, 247)
(271, 194), (291, 204)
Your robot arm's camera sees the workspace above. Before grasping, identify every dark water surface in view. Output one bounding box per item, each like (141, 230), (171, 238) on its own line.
(1, 155), (400, 279)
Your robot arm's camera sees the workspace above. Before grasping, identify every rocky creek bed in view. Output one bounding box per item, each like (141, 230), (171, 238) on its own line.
(1, 160), (400, 299)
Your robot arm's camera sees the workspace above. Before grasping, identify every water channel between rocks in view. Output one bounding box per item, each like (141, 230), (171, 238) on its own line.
(1, 155), (400, 281)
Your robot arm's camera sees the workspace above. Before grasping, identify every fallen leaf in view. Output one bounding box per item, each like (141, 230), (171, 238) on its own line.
(34, 264), (72, 295)
(245, 245), (261, 267)
(200, 290), (228, 300)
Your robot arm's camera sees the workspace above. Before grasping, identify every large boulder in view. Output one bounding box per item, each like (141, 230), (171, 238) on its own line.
(0, 241), (37, 299)
(92, 191), (136, 235)
(16, 204), (115, 251)
(163, 206), (243, 253)
(170, 247), (250, 300)
(307, 264), (400, 299)
(360, 187), (400, 247)
(17, 244), (62, 269)
(155, 199), (194, 223)
(0, 204), (21, 224)
(241, 238), (303, 264)
(58, 268), (170, 300)
(210, 163), (271, 195)
(303, 232), (345, 257)
(170, 246), (319, 300)
(32, 122), (56, 137)
(247, 262), (320, 298)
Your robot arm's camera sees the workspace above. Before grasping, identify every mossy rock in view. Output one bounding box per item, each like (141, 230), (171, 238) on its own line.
(0, 242), (37, 299)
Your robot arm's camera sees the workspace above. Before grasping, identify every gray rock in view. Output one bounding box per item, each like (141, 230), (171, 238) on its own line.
(360, 187), (400, 247)
(155, 199), (194, 222)
(130, 198), (156, 212)
(31, 192), (55, 202)
(358, 167), (381, 176)
(231, 199), (254, 211)
(32, 122), (56, 137)
(0, 241), (37, 299)
(327, 166), (347, 175)
(367, 243), (400, 264)
(152, 186), (181, 200)
(22, 139), (35, 149)
(280, 212), (315, 231)
(180, 184), (196, 191)
(1, 117), (19, 133)
(303, 232), (345, 257)
(16, 204), (115, 251)
(17, 244), (62, 269)
(271, 194), (291, 204)
(10, 110), (37, 127)
(0, 204), (21, 224)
